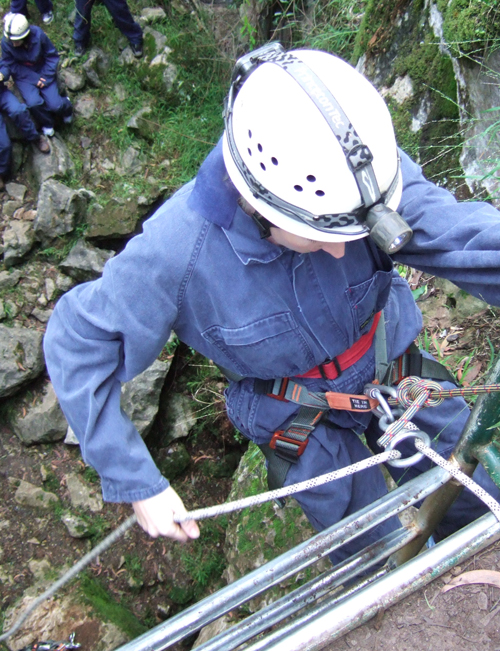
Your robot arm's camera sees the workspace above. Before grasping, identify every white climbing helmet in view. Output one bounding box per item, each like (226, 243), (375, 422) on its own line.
(4, 13), (30, 41)
(223, 44), (409, 251)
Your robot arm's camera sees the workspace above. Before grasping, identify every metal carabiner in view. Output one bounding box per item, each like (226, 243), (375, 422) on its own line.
(364, 384), (398, 423)
(385, 428), (431, 468)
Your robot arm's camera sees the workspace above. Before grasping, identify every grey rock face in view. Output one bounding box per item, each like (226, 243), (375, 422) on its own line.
(3, 221), (36, 268)
(0, 325), (44, 398)
(83, 48), (111, 87)
(61, 512), (94, 538)
(10, 383), (68, 445)
(163, 393), (197, 443)
(5, 182), (27, 202)
(86, 196), (145, 240)
(59, 240), (115, 282)
(59, 67), (86, 91)
(14, 480), (59, 509)
(121, 358), (171, 437)
(127, 106), (155, 140)
(65, 473), (103, 512)
(34, 181), (88, 247)
(29, 136), (75, 188)
(118, 146), (143, 176)
(0, 268), (21, 291)
(140, 7), (166, 23)
(75, 94), (97, 118)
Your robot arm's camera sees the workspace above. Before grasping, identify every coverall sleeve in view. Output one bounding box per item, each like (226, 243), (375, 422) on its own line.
(44, 200), (195, 503)
(39, 32), (59, 83)
(395, 149), (500, 306)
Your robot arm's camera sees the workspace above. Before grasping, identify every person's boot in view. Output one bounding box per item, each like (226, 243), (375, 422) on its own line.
(34, 136), (51, 154)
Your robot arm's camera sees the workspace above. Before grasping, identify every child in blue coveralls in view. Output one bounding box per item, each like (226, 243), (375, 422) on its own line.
(1, 14), (72, 138)
(0, 63), (50, 185)
(43, 45), (500, 566)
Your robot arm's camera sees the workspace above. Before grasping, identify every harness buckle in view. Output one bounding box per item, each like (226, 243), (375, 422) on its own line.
(269, 430), (309, 462)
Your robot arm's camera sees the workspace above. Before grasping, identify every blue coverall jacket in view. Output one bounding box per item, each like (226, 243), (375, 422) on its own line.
(44, 140), (500, 563)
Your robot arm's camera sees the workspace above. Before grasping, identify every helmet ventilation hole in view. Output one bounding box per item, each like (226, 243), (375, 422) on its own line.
(315, 190), (325, 197)
(247, 148), (252, 156)
(258, 143), (263, 152)
(260, 162), (266, 171)
(271, 157), (278, 166)
(307, 175), (316, 182)
(248, 130), (252, 139)
(294, 185), (303, 192)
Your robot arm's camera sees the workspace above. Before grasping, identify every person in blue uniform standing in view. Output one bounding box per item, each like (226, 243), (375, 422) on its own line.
(8, 0), (54, 25)
(1, 14), (73, 138)
(0, 65), (50, 187)
(73, 0), (143, 58)
(43, 45), (500, 561)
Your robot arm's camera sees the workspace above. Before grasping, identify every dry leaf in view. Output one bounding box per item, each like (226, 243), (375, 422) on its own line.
(462, 362), (482, 385)
(441, 569), (500, 593)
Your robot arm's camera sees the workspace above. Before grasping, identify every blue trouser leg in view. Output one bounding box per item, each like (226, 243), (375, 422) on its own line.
(364, 378), (500, 541)
(15, 80), (72, 128)
(102, 0), (143, 45)
(10, 0), (53, 14)
(283, 423), (400, 568)
(74, 0), (94, 47)
(0, 114), (12, 176)
(0, 88), (39, 141)
(40, 81), (73, 119)
(15, 80), (53, 128)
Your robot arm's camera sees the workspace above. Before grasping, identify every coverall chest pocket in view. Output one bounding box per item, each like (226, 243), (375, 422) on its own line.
(345, 267), (393, 340)
(202, 312), (316, 380)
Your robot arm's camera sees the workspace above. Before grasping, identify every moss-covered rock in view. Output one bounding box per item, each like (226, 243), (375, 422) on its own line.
(222, 443), (330, 611)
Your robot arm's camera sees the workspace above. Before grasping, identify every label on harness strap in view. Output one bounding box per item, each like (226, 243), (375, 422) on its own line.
(325, 392), (378, 412)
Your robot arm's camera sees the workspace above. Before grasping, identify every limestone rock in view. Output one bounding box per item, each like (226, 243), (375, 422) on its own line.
(61, 512), (94, 538)
(59, 67), (86, 91)
(143, 26), (168, 55)
(59, 240), (114, 282)
(75, 94), (97, 119)
(2, 220), (36, 268)
(0, 325), (44, 398)
(65, 473), (103, 512)
(121, 358), (171, 437)
(14, 480), (59, 509)
(82, 48), (111, 87)
(3, 592), (132, 651)
(10, 382), (68, 445)
(86, 196), (146, 240)
(222, 444), (330, 611)
(28, 136), (75, 188)
(0, 268), (21, 290)
(140, 7), (166, 24)
(163, 393), (197, 443)
(118, 146), (143, 176)
(127, 106), (155, 140)
(5, 182), (27, 202)
(34, 181), (88, 247)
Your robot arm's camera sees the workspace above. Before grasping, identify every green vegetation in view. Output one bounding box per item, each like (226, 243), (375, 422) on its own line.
(79, 572), (148, 638)
(437, 0), (500, 58)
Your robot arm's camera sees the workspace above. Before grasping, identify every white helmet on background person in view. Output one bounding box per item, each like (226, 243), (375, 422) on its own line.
(4, 13), (30, 41)
(223, 44), (411, 253)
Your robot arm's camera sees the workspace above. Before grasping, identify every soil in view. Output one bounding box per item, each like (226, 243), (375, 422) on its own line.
(3, 286), (500, 651)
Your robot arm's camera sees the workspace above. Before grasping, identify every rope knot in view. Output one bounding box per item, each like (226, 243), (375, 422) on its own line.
(397, 376), (444, 409)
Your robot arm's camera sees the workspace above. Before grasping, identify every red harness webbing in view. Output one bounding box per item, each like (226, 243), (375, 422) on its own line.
(298, 311), (382, 381)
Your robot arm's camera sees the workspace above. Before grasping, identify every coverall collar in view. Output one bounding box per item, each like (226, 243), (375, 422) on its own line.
(188, 137), (284, 266)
